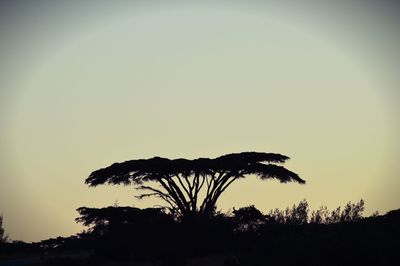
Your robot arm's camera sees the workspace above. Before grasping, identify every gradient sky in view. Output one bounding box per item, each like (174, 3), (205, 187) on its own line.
(0, 0), (399, 242)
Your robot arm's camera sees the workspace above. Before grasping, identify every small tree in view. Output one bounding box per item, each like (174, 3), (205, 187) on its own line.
(287, 199), (309, 225)
(233, 205), (265, 232)
(85, 152), (305, 219)
(75, 206), (169, 234)
(310, 205), (330, 224)
(0, 214), (8, 243)
(339, 199), (365, 222)
(267, 199), (309, 225)
(265, 199), (366, 225)
(75, 207), (177, 260)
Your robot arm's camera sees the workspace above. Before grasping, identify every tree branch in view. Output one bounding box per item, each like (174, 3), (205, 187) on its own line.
(166, 176), (191, 213)
(203, 171), (236, 215)
(135, 185), (178, 211)
(174, 173), (193, 207)
(158, 177), (188, 215)
(200, 171), (223, 212)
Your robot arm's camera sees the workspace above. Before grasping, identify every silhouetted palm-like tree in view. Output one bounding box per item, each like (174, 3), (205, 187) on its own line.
(85, 152), (305, 218)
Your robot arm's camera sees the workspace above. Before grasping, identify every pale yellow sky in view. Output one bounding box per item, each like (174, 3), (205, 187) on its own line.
(0, 1), (399, 242)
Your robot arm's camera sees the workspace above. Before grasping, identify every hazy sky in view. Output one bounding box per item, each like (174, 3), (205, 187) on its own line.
(0, 0), (399, 242)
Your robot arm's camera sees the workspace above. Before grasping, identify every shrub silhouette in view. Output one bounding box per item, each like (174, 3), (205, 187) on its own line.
(0, 214), (8, 243)
(232, 205), (264, 232)
(26, 200), (398, 266)
(75, 206), (179, 262)
(225, 201), (397, 266)
(265, 199), (365, 225)
(74, 206), (238, 263)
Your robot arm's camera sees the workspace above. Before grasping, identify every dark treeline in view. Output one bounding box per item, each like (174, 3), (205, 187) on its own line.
(0, 154), (398, 265)
(1, 200), (398, 266)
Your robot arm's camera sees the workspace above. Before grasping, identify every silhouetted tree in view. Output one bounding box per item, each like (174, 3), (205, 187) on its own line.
(233, 205), (265, 232)
(286, 199), (309, 225)
(37, 235), (81, 251)
(0, 214), (8, 243)
(266, 199), (365, 225)
(75, 206), (179, 261)
(85, 152), (305, 219)
(288, 199), (366, 225)
(339, 199), (365, 222)
(228, 205), (398, 266)
(266, 200), (309, 225)
(75, 206), (170, 233)
(310, 205), (330, 224)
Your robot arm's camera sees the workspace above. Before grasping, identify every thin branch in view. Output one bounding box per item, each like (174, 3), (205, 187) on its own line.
(197, 173), (207, 193)
(158, 177), (188, 215)
(135, 185), (178, 211)
(209, 176), (238, 209)
(136, 185), (175, 202)
(192, 173), (206, 212)
(166, 177), (191, 212)
(199, 174), (211, 212)
(174, 173), (193, 205)
(200, 172), (221, 212)
(203, 171), (236, 215)
(184, 174), (194, 196)
(210, 171), (234, 200)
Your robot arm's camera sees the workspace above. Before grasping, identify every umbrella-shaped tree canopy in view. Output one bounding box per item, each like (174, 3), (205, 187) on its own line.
(85, 152), (305, 218)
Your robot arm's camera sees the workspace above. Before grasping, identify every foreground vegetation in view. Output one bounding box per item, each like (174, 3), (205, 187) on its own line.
(1, 200), (398, 266)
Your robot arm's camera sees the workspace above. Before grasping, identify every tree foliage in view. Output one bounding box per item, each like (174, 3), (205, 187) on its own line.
(233, 199), (366, 228)
(227, 205), (398, 266)
(75, 206), (170, 234)
(75, 206), (181, 261)
(232, 205), (264, 232)
(85, 152), (304, 218)
(308, 199), (365, 224)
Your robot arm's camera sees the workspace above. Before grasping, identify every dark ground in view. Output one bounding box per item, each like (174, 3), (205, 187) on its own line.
(1, 206), (399, 266)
